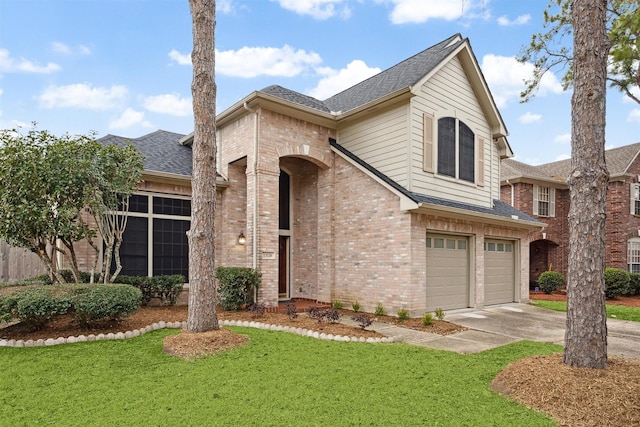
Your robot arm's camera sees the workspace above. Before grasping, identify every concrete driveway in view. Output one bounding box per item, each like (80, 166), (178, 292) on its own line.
(429, 303), (640, 357)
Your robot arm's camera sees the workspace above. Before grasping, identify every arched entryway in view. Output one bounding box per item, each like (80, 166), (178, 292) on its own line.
(529, 239), (559, 287)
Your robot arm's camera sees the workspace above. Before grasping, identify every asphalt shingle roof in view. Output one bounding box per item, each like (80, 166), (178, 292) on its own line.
(99, 130), (192, 176)
(502, 142), (640, 182)
(258, 34), (464, 115)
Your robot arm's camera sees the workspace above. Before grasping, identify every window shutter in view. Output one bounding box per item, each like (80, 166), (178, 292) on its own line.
(533, 185), (539, 216)
(631, 184), (640, 215)
(549, 187), (556, 217)
(423, 113), (434, 173)
(476, 137), (485, 187)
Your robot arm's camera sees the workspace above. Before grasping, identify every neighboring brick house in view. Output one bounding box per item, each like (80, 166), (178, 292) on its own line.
(501, 142), (640, 286)
(6, 34), (543, 315)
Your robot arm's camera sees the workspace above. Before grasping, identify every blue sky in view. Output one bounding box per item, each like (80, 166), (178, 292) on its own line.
(1, 0), (639, 165)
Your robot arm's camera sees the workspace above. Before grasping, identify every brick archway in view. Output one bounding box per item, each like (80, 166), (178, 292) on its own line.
(276, 144), (331, 169)
(530, 238), (560, 287)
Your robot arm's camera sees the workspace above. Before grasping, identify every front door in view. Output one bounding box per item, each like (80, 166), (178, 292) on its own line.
(278, 236), (289, 298)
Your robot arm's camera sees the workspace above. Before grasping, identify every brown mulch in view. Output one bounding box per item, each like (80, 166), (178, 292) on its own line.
(530, 290), (640, 308)
(492, 354), (640, 427)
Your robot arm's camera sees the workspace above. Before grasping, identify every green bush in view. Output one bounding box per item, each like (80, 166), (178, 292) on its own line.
(351, 301), (361, 312)
(629, 272), (640, 295)
(434, 307), (445, 321)
(604, 267), (630, 299)
(374, 303), (385, 316)
(422, 312), (434, 326)
(332, 300), (343, 309)
(216, 267), (261, 310)
(72, 284), (141, 326)
(397, 308), (409, 322)
(116, 275), (184, 305)
(537, 270), (564, 294)
(0, 286), (72, 330)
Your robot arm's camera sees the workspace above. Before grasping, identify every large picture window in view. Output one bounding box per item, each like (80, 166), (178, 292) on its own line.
(437, 117), (475, 183)
(115, 194), (191, 281)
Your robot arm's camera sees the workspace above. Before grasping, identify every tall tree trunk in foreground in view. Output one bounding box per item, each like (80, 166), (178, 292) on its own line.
(187, 0), (218, 332)
(563, 0), (609, 368)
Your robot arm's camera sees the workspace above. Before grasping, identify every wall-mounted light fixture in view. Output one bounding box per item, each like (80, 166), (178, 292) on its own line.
(542, 232), (547, 240)
(238, 231), (246, 245)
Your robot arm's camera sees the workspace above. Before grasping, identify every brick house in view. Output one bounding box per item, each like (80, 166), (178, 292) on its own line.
(501, 141), (640, 286)
(6, 34), (543, 315)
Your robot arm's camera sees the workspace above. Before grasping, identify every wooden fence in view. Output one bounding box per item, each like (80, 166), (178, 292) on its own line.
(0, 240), (46, 283)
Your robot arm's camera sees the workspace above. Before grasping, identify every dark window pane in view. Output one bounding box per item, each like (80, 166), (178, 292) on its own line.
(153, 197), (191, 216)
(459, 121), (475, 182)
(115, 216), (148, 277)
(437, 117), (456, 178)
(153, 218), (190, 280)
(127, 195), (149, 213)
(279, 170), (290, 230)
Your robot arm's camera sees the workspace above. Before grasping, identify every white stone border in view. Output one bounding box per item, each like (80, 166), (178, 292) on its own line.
(0, 319), (394, 348)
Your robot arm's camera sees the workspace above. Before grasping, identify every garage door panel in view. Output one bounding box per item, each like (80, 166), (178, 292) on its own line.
(426, 234), (469, 311)
(485, 239), (515, 305)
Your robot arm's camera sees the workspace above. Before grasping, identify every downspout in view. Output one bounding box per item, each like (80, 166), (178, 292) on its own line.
(243, 102), (259, 301)
(506, 179), (514, 206)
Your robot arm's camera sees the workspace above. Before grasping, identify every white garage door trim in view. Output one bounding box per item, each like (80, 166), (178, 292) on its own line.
(425, 233), (469, 311)
(484, 239), (515, 305)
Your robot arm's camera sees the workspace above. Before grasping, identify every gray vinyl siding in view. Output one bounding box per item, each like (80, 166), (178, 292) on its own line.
(410, 56), (497, 207)
(338, 103), (410, 187)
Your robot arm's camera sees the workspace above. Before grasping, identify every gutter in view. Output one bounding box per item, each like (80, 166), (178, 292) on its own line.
(506, 179), (514, 206)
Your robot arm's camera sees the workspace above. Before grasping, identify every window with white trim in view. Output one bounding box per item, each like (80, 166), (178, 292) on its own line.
(533, 185), (555, 217)
(628, 238), (640, 273)
(631, 184), (640, 215)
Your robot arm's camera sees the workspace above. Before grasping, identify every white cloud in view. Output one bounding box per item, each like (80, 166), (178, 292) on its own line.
(307, 60), (380, 100)
(217, 0), (234, 14)
(497, 14), (530, 26)
(554, 133), (571, 144)
(217, 45), (322, 78)
(39, 83), (128, 110)
(169, 49), (191, 65)
(51, 42), (92, 55)
(272, 0), (351, 20)
(554, 153), (571, 161)
(518, 112), (541, 124)
(142, 93), (192, 116)
(109, 108), (152, 130)
(380, 0), (484, 24)
(481, 54), (564, 107)
(0, 48), (60, 73)
(628, 109), (640, 123)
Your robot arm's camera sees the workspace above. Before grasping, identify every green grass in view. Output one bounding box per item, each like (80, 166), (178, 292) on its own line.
(0, 328), (561, 426)
(531, 299), (640, 322)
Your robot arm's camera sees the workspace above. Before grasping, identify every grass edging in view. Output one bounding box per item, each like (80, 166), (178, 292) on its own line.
(531, 299), (640, 322)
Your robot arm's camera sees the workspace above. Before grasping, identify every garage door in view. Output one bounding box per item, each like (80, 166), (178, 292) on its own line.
(484, 239), (515, 305)
(425, 234), (469, 311)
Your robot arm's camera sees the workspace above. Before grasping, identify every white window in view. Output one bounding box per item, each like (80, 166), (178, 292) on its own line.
(628, 238), (640, 273)
(533, 185), (556, 217)
(631, 184), (640, 215)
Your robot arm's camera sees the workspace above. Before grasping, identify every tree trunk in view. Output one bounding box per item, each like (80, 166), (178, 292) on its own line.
(563, 0), (609, 369)
(187, 0), (219, 332)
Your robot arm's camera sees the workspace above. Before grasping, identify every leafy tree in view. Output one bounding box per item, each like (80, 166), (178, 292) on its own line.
(519, 0), (639, 104)
(187, 0), (219, 332)
(0, 125), (143, 284)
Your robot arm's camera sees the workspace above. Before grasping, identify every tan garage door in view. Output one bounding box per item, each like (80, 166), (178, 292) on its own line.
(484, 239), (515, 305)
(425, 234), (469, 311)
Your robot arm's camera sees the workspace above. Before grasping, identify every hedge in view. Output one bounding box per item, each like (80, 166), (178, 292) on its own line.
(537, 270), (564, 294)
(116, 275), (184, 306)
(216, 267), (261, 310)
(605, 267), (630, 299)
(72, 284), (142, 326)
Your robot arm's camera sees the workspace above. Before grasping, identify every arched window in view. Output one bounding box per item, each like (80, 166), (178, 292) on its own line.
(437, 117), (475, 183)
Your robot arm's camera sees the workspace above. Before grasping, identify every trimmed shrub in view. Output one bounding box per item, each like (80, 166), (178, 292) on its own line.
(537, 270), (564, 294)
(216, 267), (261, 310)
(374, 303), (385, 316)
(0, 286), (72, 330)
(72, 284), (142, 326)
(116, 275), (184, 306)
(397, 308), (409, 322)
(605, 267), (630, 299)
(422, 312), (434, 326)
(629, 272), (640, 296)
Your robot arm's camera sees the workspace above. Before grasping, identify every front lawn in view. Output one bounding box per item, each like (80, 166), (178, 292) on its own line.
(0, 328), (560, 426)
(531, 299), (640, 322)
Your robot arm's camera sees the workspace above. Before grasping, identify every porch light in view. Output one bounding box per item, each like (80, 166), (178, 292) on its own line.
(238, 231), (246, 245)
(542, 232), (547, 240)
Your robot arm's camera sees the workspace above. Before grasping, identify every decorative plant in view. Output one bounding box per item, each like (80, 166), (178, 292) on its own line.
(422, 312), (434, 326)
(249, 302), (266, 318)
(285, 302), (298, 320)
(352, 301), (361, 312)
(352, 313), (373, 330)
(537, 270), (564, 294)
(374, 302), (385, 316)
(332, 300), (343, 309)
(397, 308), (409, 322)
(434, 307), (445, 321)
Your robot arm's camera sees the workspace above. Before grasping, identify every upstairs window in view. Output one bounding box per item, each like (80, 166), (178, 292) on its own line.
(423, 113), (484, 186)
(631, 184), (640, 215)
(533, 185), (555, 217)
(437, 117), (475, 183)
